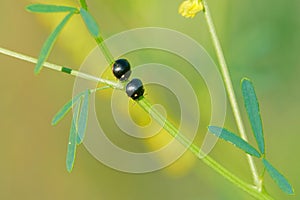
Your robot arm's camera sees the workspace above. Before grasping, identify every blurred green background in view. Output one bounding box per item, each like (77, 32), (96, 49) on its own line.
(0, 0), (299, 199)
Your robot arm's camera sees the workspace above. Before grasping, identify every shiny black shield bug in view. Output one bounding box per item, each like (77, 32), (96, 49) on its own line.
(112, 58), (132, 81)
(126, 78), (145, 100)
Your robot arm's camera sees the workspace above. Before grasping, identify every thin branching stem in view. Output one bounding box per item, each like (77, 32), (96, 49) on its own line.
(202, 0), (261, 188)
(0, 47), (123, 89)
(78, 0), (115, 65)
(95, 36), (115, 65)
(0, 45), (273, 199)
(0, 0), (271, 198)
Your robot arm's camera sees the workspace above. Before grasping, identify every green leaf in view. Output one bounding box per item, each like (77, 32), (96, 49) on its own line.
(208, 126), (261, 158)
(76, 90), (90, 144)
(66, 101), (81, 172)
(51, 92), (84, 126)
(241, 78), (265, 154)
(34, 11), (75, 74)
(262, 158), (294, 194)
(80, 8), (100, 37)
(26, 4), (78, 13)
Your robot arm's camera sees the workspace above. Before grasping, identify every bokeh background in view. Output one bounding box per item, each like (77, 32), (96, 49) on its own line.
(0, 0), (299, 199)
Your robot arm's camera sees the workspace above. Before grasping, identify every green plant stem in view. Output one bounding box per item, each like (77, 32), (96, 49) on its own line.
(78, 0), (115, 65)
(202, 0), (261, 188)
(0, 47), (122, 89)
(79, 0), (88, 10)
(0, 46), (273, 199)
(95, 36), (115, 65)
(138, 97), (273, 200)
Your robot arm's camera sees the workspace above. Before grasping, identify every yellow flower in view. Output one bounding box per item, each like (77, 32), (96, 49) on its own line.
(178, 0), (204, 18)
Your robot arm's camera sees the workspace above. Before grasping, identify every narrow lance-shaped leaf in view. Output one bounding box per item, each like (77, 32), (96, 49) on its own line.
(208, 126), (261, 158)
(262, 158), (294, 194)
(241, 78), (265, 154)
(34, 11), (75, 74)
(52, 86), (109, 126)
(51, 92), (84, 126)
(80, 8), (100, 37)
(66, 100), (81, 172)
(26, 4), (78, 13)
(75, 86), (110, 143)
(76, 90), (90, 144)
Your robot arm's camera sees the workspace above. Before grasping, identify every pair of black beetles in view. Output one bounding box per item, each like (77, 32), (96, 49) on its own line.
(112, 59), (144, 100)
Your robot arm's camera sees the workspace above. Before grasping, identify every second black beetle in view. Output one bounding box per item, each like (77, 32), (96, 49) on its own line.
(126, 78), (145, 100)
